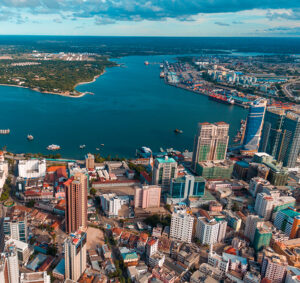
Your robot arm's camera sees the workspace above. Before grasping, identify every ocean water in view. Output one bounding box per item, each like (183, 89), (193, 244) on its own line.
(0, 54), (247, 158)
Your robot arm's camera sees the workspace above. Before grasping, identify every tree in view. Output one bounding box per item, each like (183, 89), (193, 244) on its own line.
(90, 188), (96, 196)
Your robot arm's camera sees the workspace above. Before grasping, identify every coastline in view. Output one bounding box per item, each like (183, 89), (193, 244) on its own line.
(0, 69), (105, 98)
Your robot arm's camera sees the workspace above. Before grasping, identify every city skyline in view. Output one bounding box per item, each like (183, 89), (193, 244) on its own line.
(0, 1), (299, 36)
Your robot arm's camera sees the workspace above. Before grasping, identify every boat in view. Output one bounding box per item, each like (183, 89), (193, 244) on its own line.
(27, 135), (34, 141)
(174, 129), (183, 134)
(160, 147), (165, 153)
(209, 94), (235, 105)
(96, 148), (100, 151)
(0, 129), (10, 135)
(101, 144), (105, 147)
(160, 64), (164, 68)
(47, 144), (61, 151)
(144, 61), (149, 65)
(160, 72), (165, 78)
(79, 144), (86, 149)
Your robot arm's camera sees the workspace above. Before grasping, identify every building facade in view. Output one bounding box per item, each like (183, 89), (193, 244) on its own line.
(134, 185), (161, 209)
(18, 159), (46, 179)
(195, 217), (220, 245)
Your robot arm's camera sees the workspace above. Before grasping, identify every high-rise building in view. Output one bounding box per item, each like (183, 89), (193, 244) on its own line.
(5, 238), (32, 265)
(195, 217), (220, 245)
(261, 248), (287, 283)
(3, 207), (28, 243)
(244, 215), (263, 243)
(167, 175), (205, 204)
(20, 272), (50, 283)
(242, 99), (267, 153)
(254, 192), (278, 220)
(100, 193), (129, 217)
(192, 122), (229, 171)
(64, 231), (87, 282)
(85, 153), (95, 170)
(64, 172), (88, 234)
(134, 185), (161, 209)
(253, 224), (272, 252)
(18, 159), (46, 178)
(259, 107), (285, 157)
(276, 111), (300, 168)
(170, 207), (194, 243)
(152, 157), (178, 190)
(0, 243), (19, 283)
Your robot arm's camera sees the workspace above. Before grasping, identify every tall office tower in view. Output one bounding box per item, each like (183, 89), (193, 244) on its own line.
(170, 207), (194, 243)
(152, 157), (178, 190)
(3, 207), (27, 243)
(64, 231), (87, 282)
(192, 122), (229, 171)
(244, 215), (263, 243)
(259, 107), (285, 157)
(64, 172), (88, 234)
(242, 99), (267, 153)
(85, 153), (95, 170)
(276, 111), (300, 168)
(261, 248), (287, 283)
(195, 217), (220, 245)
(0, 244), (20, 283)
(134, 185), (161, 209)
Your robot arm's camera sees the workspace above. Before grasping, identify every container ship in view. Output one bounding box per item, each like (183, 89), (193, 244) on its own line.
(0, 129), (10, 134)
(209, 94), (234, 105)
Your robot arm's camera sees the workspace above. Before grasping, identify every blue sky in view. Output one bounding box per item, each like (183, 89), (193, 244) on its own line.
(0, 0), (299, 36)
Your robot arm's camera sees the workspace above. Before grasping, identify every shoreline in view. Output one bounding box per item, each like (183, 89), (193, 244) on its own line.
(0, 69), (105, 98)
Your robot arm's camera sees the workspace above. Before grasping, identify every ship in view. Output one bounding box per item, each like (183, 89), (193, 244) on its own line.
(174, 129), (183, 134)
(160, 72), (165, 78)
(96, 148), (100, 151)
(209, 94), (234, 105)
(160, 64), (164, 68)
(27, 134), (34, 141)
(144, 61), (149, 65)
(79, 144), (86, 149)
(101, 144), (105, 147)
(0, 129), (10, 135)
(47, 144), (61, 151)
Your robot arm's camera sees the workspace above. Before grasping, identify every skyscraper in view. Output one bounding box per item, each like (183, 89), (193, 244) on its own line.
(152, 157), (178, 190)
(192, 122), (229, 171)
(85, 153), (95, 170)
(259, 107), (285, 157)
(0, 243), (19, 283)
(64, 172), (88, 234)
(242, 99), (267, 153)
(276, 111), (300, 168)
(64, 231), (87, 282)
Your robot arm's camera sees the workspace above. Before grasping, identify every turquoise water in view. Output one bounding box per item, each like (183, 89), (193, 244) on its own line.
(0, 54), (246, 158)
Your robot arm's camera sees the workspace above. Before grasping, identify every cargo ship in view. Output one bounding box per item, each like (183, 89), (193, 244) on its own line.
(209, 94), (234, 105)
(47, 144), (61, 151)
(0, 129), (10, 135)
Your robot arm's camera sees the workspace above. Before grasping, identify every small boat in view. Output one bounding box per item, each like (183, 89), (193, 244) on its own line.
(47, 144), (60, 151)
(27, 134), (34, 141)
(160, 64), (164, 68)
(96, 148), (100, 151)
(160, 72), (165, 78)
(144, 61), (149, 65)
(160, 147), (165, 153)
(101, 144), (105, 147)
(79, 144), (86, 149)
(174, 129), (183, 134)
(0, 129), (10, 135)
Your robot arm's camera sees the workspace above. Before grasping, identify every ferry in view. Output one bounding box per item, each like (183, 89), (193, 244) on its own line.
(79, 144), (86, 149)
(209, 94), (234, 105)
(144, 61), (149, 66)
(0, 129), (10, 135)
(47, 144), (61, 151)
(174, 129), (183, 134)
(27, 135), (34, 141)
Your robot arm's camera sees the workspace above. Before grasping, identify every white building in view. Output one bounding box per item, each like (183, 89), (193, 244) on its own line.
(100, 193), (129, 218)
(170, 207), (194, 243)
(249, 177), (270, 197)
(5, 238), (32, 265)
(254, 193), (275, 220)
(196, 217), (220, 245)
(0, 244), (19, 283)
(18, 159), (46, 178)
(146, 238), (158, 257)
(20, 272), (50, 283)
(244, 215), (263, 243)
(0, 152), (8, 190)
(217, 220), (227, 243)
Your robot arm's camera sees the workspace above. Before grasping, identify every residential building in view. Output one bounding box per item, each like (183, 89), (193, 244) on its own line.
(170, 207), (194, 243)
(0, 151), (8, 189)
(254, 193), (276, 220)
(167, 175), (206, 204)
(0, 243), (19, 283)
(192, 122), (229, 171)
(85, 153), (95, 170)
(244, 215), (263, 243)
(3, 207), (28, 243)
(253, 222), (273, 251)
(249, 177), (270, 197)
(18, 159), (46, 178)
(20, 272), (50, 283)
(134, 185), (161, 209)
(64, 172), (88, 234)
(242, 99), (267, 154)
(64, 231), (87, 282)
(100, 193), (129, 217)
(261, 248), (288, 283)
(146, 238), (158, 257)
(152, 157), (178, 190)
(276, 111), (300, 168)
(195, 159), (234, 179)
(5, 238), (32, 265)
(196, 217), (220, 245)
